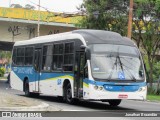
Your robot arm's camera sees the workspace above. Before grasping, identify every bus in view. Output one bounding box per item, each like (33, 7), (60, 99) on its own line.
(10, 29), (147, 106)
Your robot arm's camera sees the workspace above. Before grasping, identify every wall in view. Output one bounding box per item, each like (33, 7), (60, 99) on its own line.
(0, 21), (76, 42)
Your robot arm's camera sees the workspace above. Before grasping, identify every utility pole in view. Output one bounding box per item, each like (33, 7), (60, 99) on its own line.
(37, 0), (40, 37)
(9, 0), (11, 7)
(127, 0), (133, 39)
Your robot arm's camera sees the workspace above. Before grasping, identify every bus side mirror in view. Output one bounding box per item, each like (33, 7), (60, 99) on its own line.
(86, 48), (91, 60)
(80, 45), (91, 60)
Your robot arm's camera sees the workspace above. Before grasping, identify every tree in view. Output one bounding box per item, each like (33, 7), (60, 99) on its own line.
(132, 0), (160, 88)
(10, 4), (36, 10)
(10, 4), (23, 8)
(77, 0), (129, 36)
(24, 4), (36, 10)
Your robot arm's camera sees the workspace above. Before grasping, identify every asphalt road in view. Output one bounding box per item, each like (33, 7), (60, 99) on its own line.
(0, 80), (160, 118)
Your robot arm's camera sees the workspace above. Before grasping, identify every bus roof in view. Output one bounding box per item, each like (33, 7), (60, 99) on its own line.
(73, 29), (136, 46)
(14, 29), (136, 47)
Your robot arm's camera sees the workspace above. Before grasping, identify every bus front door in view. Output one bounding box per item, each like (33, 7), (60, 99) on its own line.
(74, 51), (85, 98)
(34, 49), (42, 92)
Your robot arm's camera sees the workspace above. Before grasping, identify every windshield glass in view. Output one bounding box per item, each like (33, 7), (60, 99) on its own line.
(90, 44), (145, 81)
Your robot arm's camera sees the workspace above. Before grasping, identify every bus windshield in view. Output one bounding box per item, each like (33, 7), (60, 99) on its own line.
(90, 44), (145, 81)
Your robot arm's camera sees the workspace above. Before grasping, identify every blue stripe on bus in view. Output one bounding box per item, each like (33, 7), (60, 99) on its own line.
(83, 78), (146, 92)
(12, 66), (74, 82)
(12, 66), (146, 92)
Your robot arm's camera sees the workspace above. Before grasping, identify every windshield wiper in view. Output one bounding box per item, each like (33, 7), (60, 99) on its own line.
(108, 47), (124, 80)
(119, 57), (137, 82)
(108, 48), (137, 82)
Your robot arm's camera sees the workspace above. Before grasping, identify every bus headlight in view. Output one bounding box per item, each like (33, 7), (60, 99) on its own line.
(94, 86), (98, 90)
(99, 86), (103, 90)
(94, 86), (103, 90)
(138, 86), (146, 92)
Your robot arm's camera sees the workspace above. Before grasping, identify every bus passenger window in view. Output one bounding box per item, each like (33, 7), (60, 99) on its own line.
(63, 42), (74, 72)
(42, 45), (53, 71)
(25, 47), (33, 65)
(52, 44), (63, 71)
(16, 48), (25, 65)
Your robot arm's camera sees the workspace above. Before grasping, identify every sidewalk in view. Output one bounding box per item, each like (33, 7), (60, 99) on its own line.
(0, 79), (61, 111)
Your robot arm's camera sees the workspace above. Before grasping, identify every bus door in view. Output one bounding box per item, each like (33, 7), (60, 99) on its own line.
(74, 51), (85, 98)
(33, 48), (42, 92)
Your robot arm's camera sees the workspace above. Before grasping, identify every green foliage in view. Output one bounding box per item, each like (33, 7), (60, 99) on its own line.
(147, 94), (160, 101)
(133, 0), (160, 88)
(0, 67), (6, 77)
(153, 61), (160, 81)
(77, 0), (129, 36)
(0, 51), (12, 64)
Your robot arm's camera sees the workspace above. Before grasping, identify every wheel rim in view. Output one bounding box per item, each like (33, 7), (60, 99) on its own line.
(66, 86), (72, 102)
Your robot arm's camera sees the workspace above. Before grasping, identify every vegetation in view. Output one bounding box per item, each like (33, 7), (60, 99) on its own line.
(132, 0), (160, 89)
(0, 67), (6, 77)
(147, 94), (160, 101)
(0, 51), (11, 64)
(77, 0), (129, 36)
(10, 4), (35, 10)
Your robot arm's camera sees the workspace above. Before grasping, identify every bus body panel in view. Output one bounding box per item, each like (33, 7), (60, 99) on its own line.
(82, 78), (147, 100)
(10, 71), (23, 91)
(11, 66), (75, 97)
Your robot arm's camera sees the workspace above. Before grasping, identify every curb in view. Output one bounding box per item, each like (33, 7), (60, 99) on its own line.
(146, 100), (160, 103)
(0, 102), (50, 111)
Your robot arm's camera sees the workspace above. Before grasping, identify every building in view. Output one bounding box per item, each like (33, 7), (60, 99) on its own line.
(0, 7), (82, 43)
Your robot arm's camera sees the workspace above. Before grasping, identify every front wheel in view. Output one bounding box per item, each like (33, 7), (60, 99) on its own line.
(108, 100), (121, 106)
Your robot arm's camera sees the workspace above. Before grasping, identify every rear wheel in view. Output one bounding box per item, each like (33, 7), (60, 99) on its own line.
(64, 83), (75, 104)
(108, 100), (121, 106)
(24, 81), (31, 97)
(24, 80), (39, 97)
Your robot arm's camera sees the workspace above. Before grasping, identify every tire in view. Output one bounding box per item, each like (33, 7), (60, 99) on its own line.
(24, 81), (40, 97)
(108, 100), (121, 106)
(24, 80), (32, 97)
(65, 83), (74, 104)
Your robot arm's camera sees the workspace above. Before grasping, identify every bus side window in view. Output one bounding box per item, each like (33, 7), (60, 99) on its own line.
(52, 44), (63, 71)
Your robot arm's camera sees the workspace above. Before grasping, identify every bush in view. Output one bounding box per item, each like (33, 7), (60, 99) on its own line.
(0, 67), (6, 77)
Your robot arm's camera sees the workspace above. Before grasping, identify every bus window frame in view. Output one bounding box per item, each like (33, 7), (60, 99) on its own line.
(15, 47), (25, 66)
(52, 42), (64, 72)
(63, 41), (75, 72)
(24, 46), (34, 67)
(41, 44), (53, 72)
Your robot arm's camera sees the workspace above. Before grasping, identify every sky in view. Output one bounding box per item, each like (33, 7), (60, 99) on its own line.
(0, 0), (83, 13)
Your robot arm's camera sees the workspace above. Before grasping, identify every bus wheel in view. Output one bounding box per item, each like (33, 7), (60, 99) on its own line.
(65, 83), (74, 104)
(24, 81), (31, 97)
(108, 100), (121, 106)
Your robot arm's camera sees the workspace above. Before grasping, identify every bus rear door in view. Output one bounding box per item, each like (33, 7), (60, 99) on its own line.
(33, 48), (42, 92)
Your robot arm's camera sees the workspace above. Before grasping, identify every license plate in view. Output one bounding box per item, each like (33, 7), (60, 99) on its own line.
(118, 94), (128, 98)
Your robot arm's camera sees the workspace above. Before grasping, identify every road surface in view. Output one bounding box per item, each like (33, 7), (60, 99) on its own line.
(0, 80), (160, 118)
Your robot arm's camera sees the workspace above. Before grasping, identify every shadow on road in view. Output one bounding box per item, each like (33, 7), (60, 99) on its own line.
(1, 81), (136, 111)
(18, 94), (136, 111)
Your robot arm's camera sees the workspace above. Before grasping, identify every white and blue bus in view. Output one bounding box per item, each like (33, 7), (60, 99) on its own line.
(10, 30), (147, 106)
